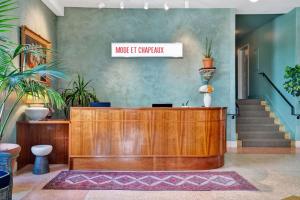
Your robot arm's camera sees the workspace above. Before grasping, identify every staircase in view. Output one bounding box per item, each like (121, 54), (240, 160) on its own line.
(237, 99), (291, 147)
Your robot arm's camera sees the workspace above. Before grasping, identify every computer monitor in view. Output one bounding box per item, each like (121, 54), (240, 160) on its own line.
(90, 102), (111, 107)
(152, 104), (173, 107)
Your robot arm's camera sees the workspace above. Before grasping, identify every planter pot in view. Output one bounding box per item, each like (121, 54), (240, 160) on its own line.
(0, 143), (21, 174)
(25, 107), (49, 121)
(203, 93), (212, 107)
(202, 58), (214, 69)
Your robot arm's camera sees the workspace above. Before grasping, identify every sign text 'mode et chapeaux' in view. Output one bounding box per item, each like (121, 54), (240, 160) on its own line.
(111, 43), (183, 58)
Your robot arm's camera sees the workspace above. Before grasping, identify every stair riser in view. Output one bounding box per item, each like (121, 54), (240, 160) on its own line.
(238, 133), (285, 140)
(239, 111), (269, 117)
(242, 141), (291, 147)
(237, 126), (279, 132)
(238, 102), (262, 105)
(237, 118), (274, 124)
(237, 100), (261, 105)
(238, 106), (265, 111)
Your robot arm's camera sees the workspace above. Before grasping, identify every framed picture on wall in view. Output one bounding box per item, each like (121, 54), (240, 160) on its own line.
(20, 25), (52, 85)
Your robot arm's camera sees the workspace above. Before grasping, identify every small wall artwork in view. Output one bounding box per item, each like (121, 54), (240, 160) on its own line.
(20, 26), (52, 85)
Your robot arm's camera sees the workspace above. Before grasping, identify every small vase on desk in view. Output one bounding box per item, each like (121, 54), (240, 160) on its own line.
(203, 93), (212, 107)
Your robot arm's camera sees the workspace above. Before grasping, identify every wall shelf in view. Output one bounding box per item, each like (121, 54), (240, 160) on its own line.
(199, 67), (216, 84)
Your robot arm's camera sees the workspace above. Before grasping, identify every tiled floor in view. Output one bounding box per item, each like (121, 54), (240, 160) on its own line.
(230, 147), (300, 154)
(13, 149), (300, 200)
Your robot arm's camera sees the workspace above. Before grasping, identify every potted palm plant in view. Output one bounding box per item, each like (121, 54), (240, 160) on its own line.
(202, 37), (214, 68)
(61, 74), (98, 118)
(0, 0), (65, 171)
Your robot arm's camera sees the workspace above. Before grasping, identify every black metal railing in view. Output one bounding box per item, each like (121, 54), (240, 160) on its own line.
(259, 72), (300, 119)
(227, 102), (239, 119)
(235, 102), (240, 117)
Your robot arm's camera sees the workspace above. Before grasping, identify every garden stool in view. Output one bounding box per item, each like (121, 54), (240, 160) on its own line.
(31, 145), (53, 175)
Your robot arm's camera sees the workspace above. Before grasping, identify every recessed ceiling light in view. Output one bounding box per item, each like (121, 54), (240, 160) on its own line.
(164, 2), (169, 11)
(249, 0), (259, 3)
(98, 2), (105, 9)
(120, 1), (124, 9)
(144, 2), (149, 10)
(184, 0), (189, 9)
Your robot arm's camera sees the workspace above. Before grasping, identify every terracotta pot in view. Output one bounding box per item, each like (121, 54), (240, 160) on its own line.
(0, 143), (21, 174)
(202, 58), (214, 68)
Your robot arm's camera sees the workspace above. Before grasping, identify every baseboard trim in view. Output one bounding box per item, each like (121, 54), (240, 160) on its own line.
(292, 141), (300, 148)
(227, 141), (238, 148)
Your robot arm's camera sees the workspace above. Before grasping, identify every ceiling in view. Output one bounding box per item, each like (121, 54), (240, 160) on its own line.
(42, 0), (300, 16)
(236, 14), (280, 41)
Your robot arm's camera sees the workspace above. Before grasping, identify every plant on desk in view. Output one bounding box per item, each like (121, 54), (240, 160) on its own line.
(0, 0), (65, 181)
(61, 74), (99, 118)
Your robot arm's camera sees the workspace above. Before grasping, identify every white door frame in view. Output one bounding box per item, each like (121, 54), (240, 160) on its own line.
(237, 44), (250, 99)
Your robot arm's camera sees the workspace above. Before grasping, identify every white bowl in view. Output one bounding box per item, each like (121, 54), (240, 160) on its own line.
(25, 107), (49, 121)
(31, 145), (53, 156)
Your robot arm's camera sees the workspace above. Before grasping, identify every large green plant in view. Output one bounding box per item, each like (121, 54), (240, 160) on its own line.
(0, 0), (65, 141)
(283, 65), (300, 97)
(61, 75), (98, 118)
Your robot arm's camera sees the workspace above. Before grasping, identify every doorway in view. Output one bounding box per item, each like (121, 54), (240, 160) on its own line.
(237, 44), (249, 99)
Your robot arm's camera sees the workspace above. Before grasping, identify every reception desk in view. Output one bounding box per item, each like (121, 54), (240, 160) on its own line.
(69, 107), (227, 170)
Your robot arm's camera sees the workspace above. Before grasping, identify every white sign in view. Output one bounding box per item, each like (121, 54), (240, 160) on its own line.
(111, 43), (183, 58)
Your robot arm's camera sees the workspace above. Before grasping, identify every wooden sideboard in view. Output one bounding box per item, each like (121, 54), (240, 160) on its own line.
(69, 107), (227, 170)
(16, 120), (69, 170)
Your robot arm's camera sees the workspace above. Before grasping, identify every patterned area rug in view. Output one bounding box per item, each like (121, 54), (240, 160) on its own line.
(43, 171), (257, 191)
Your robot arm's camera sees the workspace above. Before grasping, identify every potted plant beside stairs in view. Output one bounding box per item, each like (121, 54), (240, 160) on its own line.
(283, 64), (300, 99)
(0, 0), (65, 174)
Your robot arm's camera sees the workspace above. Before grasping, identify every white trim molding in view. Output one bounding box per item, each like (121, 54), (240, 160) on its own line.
(292, 141), (300, 148)
(227, 141), (238, 148)
(41, 0), (300, 14)
(41, 0), (64, 16)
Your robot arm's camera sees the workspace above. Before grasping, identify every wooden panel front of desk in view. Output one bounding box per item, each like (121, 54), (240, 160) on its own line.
(69, 107), (227, 170)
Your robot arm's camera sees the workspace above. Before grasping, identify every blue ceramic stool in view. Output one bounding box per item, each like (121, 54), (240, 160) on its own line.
(0, 152), (12, 200)
(0, 170), (11, 200)
(31, 145), (53, 175)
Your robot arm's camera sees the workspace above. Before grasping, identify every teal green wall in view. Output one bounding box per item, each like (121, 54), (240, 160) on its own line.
(296, 10), (300, 71)
(238, 9), (300, 141)
(57, 8), (236, 141)
(2, 0), (57, 143)
(294, 9), (300, 140)
(19, 0), (57, 49)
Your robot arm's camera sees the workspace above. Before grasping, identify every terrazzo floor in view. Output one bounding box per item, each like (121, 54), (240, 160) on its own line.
(13, 149), (300, 200)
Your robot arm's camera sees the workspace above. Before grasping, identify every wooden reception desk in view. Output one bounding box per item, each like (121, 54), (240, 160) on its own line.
(69, 107), (227, 170)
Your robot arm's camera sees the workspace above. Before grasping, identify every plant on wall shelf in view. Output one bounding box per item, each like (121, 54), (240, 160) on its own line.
(283, 65), (300, 97)
(202, 37), (214, 69)
(61, 74), (99, 118)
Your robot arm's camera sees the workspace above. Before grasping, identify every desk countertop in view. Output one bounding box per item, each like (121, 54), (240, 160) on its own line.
(71, 106), (227, 110)
(17, 120), (70, 124)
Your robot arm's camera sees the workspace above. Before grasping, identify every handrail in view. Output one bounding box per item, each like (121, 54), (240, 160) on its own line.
(227, 102), (239, 119)
(236, 102), (240, 117)
(259, 72), (300, 119)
